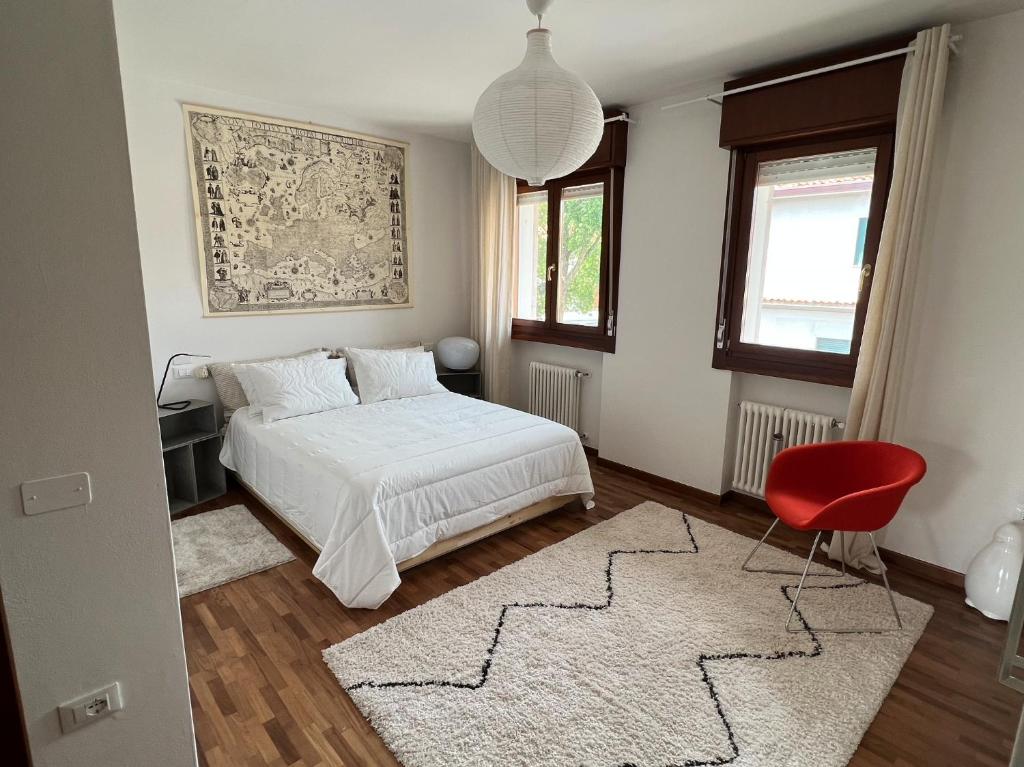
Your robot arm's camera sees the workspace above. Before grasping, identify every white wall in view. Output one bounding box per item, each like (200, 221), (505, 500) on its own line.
(598, 97), (735, 490)
(511, 343), (604, 448)
(111, 1), (1024, 579)
(111, 18), (473, 401)
(507, 11), (1024, 576)
(722, 374), (851, 490)
(508, 95), (737, 489)
(0, 1), (196, 765)
(878, 9), (1024, 571)
(729, 10), (1024, 573)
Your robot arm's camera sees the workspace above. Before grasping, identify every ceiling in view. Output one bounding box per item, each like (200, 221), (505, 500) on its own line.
(113, 0), (1023, 142)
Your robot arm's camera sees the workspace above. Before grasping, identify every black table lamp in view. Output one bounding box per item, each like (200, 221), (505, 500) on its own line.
(157, 353), (211, 410)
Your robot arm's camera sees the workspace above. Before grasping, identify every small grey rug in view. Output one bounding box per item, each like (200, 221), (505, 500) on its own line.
(324, 501), (932, 767)
(172, 505), (294, 597)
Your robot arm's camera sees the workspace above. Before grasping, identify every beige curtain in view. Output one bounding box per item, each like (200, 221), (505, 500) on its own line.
(470, 144), (517, 405)
(829, 24), (952, 571)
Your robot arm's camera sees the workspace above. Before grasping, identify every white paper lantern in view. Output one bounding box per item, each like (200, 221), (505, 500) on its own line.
(436, 337), (480, 371)
(472, 9), (603, 187)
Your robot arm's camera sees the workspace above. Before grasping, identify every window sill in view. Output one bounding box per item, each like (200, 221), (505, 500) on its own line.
(511, 322), (615, 353)
(711, 348), (855, 387)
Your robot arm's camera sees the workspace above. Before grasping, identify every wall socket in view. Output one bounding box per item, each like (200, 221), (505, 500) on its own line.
(58, 682), (123, 733)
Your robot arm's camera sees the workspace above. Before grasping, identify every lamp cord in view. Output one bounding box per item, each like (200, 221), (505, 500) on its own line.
(157, 353), (211, 411)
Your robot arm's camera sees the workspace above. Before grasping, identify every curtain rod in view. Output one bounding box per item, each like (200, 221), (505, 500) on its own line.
(662, 34), (962, 111)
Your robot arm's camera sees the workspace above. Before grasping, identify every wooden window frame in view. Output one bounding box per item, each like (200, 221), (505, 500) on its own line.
(712, 129), (895, 386)
(511, 166), (624, 353)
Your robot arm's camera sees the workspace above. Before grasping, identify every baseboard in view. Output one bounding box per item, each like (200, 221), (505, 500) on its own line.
(593, 455), (722, 506)
(721, 490), (965, 590)
(721, 490), (770, 513)
(876, 547), (965, 590)
(582, 444), (598, 458)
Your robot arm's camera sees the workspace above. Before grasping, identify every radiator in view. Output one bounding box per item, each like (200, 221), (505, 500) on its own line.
(529, 361), (585, 433)
(732, 400), (840, 497)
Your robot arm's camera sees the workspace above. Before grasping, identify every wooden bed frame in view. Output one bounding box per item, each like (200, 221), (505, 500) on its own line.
(234, 473), (582, 572)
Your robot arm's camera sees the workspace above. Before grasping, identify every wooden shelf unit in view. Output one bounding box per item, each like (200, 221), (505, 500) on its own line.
(158, 400), (226, 516)
(436, 367), (483, 398)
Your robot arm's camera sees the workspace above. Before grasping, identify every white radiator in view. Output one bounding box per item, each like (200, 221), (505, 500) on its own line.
(732, 400), (840, 497)
(529, 361), (585, 433)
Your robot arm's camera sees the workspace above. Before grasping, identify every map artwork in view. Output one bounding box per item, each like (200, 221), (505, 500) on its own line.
(183, 105), (411, 315)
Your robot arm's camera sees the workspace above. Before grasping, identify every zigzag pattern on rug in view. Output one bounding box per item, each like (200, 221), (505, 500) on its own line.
(345, 512), (876, 767)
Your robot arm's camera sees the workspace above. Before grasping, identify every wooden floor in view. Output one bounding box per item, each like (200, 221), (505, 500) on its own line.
(180, 459), (1021, 766)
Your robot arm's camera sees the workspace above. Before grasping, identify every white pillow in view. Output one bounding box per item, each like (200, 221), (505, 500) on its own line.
(232, 363), (272, 417)
(342, 344), (424, 389)
(235, 356), (359, 424)
(231, 350), (330, 414)
(345, 348), (446, 405)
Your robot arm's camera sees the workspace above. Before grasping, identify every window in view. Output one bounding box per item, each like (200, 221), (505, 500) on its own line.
(853, 216), (868, 266)
(510, 112), (627, 352)
(739, 146), (877, 356)
(516, 191), (548, 322)
(556, 182), (604, 327)
(712, 35), (908, 386)
(713, 133), (894, 385)
(512, 169), (623, 352)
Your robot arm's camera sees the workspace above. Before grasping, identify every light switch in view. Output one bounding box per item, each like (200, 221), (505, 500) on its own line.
(21, 472), (92, 516)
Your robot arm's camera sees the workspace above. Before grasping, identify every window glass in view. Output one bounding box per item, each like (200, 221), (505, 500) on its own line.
(739, 148), (876, 355)
(556, 182), (604, 327)
(515, 190), (548, 321)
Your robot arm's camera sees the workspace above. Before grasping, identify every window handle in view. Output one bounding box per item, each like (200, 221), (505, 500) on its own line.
(859, 263), (873, 295)
(715, 320), (727, 350)
(547, 264), (556, 282)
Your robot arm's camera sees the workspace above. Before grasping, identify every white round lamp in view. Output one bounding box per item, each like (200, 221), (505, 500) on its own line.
(436, 337), (480, 371)
(472, 0), (603, 187)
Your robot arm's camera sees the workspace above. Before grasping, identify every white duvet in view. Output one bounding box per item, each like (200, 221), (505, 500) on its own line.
(221, 392), (594, 608)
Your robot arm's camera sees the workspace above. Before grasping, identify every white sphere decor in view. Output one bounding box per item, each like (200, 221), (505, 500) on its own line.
(964, 520), (1024, 621)
(472, 3), (603, 187)
(436, 337), (480, 371)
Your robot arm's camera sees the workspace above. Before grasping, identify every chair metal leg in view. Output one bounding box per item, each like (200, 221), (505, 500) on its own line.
(785, 531), (823, 632)
(742, 519), (845, 577)
(869, 532), (903, 629)
(741, 518), (780, 572)
(839, 530), (847, 577)
(786, 531), (904, 634)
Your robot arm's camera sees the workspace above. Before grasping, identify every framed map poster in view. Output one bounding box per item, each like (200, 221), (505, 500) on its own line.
(183, 104), (412, 316)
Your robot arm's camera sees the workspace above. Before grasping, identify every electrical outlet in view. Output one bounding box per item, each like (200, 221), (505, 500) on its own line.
(58, 682), (123, 733)
(171, 364), (194, 379)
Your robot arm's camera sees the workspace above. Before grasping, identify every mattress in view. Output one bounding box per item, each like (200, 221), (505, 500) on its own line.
(221, 392), (594, 608)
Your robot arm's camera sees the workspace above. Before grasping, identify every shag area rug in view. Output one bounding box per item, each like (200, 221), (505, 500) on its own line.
(172, 505), (294, 597)
(324, 501), (932, 767)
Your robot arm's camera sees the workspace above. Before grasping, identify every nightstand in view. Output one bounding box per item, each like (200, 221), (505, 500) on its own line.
(157, 400), (226, 515)
(436, 366), (483, 398)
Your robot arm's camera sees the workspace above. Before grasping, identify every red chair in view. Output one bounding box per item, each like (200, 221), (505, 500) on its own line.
(741, 440), (927, 632)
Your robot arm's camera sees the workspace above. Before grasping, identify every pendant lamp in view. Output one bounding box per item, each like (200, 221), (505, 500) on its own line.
(472, 0), (603, 187)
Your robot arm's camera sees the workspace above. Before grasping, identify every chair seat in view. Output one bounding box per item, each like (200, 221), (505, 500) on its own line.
(764, 487), (834, 530)
(764, 440), (927, 533)
(746, 440), (925, 633)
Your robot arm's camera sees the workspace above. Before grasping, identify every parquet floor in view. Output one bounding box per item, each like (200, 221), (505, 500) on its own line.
(179, 459), (1020, 766)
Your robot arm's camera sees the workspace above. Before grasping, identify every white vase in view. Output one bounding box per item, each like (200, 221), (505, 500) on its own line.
(436, 337), (480, 371)
(964, 521), (1024, 621)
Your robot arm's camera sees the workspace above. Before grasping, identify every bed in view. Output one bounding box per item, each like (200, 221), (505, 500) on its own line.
(220, 391), (594, 608)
